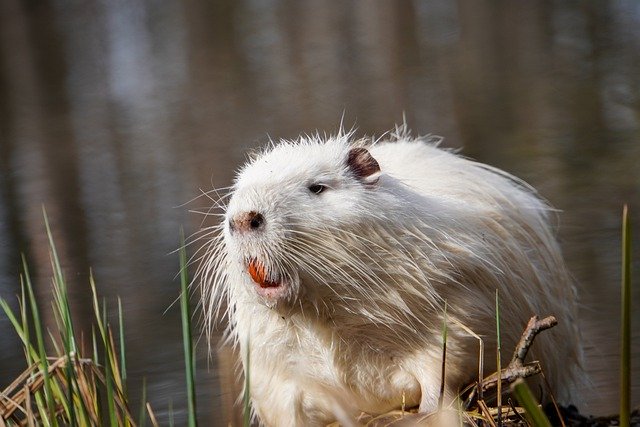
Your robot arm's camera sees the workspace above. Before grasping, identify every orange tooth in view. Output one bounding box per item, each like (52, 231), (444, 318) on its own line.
(248, 259), (279, 288)
(248, 259), (266, 284)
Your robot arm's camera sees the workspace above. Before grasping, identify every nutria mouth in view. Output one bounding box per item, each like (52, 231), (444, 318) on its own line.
(247, 258), (282, 289)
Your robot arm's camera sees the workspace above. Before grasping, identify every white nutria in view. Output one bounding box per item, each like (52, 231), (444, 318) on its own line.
(198, 128), (580, 426)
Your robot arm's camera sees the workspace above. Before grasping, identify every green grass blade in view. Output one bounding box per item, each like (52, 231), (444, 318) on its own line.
(511, 378), (552, 427)
(61, 306), (77, 426)
(0, 297), (38, 361)
(90, 269), (114, 424)
(179, 229), (198, 427)
(47, 327), (62, 355)
(139, 377), (148, 427)
(103, 308), (118, 427)
(620, 205), (631, 427)
(118, 297), (128, 394)
(70, 351), (93, 426)
(20, 279), (31, 366)
(44, 209), (77, 354)
(17, 278), (49, 425)
(23, 254), (57, 427)
(91, 325), (102, 420)
(90, 274), (107, 339)
(65, 359), (77, 426)
(0, 295), (56, 425)
(105, 341), (118, 427)
(0, 279), (40, 364)
(44, 210), (80, 425)
(92, 325), (99, 365)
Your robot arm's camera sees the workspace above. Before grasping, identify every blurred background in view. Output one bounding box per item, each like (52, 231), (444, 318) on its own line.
(1, 0), (639, 424)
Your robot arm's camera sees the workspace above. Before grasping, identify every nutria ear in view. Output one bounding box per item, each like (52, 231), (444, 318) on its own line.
(347, 147), (380, 185)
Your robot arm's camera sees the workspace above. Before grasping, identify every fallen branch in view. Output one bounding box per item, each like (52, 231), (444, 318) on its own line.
(510, 316), (557, 368)
(482, 362), (542, 395)
(464, 315), (557, 408)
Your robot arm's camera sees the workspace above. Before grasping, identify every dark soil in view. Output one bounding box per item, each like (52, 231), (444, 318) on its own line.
(547, 405), (640, 427)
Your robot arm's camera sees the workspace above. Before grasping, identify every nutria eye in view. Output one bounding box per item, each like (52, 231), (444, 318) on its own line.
(308, 184), (326, 195)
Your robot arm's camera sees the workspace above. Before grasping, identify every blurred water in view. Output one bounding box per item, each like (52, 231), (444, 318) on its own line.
(1, 0), (639, 424)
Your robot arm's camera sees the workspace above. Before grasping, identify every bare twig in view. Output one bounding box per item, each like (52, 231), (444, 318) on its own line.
(510, 316), (557, 367)
(477, 400), (498, 427)
(147, 402), (160, 427)
(452, 319), (485, 403)
(463, 315), (558, 408)
(540, 370), (565, 427)
(482, 362), (541, 394)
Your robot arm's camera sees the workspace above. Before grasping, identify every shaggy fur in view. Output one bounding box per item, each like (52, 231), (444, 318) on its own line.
(196, 129), (580, 426)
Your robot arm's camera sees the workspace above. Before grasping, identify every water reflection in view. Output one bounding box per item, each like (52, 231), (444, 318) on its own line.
(0, 0), (638, 423)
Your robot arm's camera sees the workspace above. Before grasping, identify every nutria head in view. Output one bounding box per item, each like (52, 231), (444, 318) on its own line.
(222, 136), (382, 306)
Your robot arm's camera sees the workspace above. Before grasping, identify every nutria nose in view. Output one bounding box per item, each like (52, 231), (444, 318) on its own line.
(229, 211), (265, 233)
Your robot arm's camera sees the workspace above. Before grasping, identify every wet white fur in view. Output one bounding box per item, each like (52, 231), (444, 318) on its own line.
(198, 129), (579, 426)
